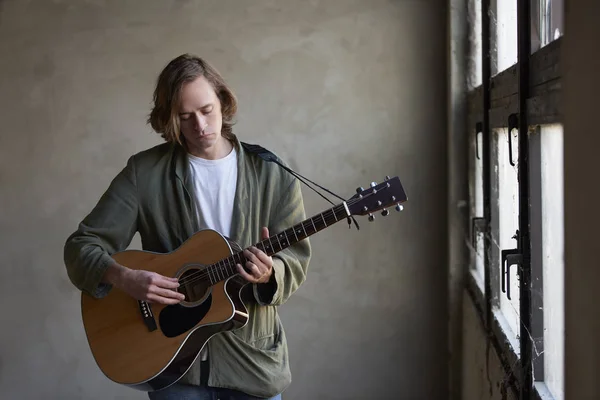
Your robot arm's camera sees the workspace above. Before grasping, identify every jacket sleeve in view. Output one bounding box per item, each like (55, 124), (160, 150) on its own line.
(63, 156), (139, 298)
(253, 177), (312, 306)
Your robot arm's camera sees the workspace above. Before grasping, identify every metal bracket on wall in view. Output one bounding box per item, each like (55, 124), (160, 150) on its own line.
(501, 230), (523, 300)
(475, 121), (483, 160)
(508, 113), (519, 167)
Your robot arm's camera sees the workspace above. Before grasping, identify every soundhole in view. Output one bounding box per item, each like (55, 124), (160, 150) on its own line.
(159, 265), (214, 338)
(178, 266), (211, 305)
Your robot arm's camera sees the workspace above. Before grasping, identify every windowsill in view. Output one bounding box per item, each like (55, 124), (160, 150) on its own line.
(492, 307), (520, 358)
(534, 381), (558, 400)
(466, 270), (521, 396)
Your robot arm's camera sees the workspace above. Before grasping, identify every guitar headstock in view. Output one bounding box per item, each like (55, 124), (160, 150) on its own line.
(347, 176), (408, 221)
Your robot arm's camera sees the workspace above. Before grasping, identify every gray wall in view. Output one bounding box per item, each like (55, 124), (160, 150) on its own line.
(563, 0), (600, 398)
(0, 1), (448, 399)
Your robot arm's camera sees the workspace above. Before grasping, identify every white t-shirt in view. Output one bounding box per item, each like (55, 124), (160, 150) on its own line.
(187, 146), (238, 238)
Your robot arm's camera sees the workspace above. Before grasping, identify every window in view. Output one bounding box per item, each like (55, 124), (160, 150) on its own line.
(493, 127), (521, 344)
(532, 124), (565, 399)
(532, 0), (564, 53)
(491, 0), (518, 75)
(470, 126), (485, 289)
(464, 0), (564, 399)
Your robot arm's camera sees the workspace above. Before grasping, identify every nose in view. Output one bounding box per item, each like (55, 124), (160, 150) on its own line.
(193, 112), (208, 131)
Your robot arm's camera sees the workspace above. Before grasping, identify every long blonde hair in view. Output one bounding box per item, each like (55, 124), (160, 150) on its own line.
(148, 54), (238, 146)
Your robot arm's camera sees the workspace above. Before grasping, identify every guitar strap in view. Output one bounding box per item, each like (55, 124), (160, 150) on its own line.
(241, 142), (360, 230)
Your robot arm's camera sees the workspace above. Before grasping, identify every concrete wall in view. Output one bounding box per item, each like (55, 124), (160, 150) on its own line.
(0, 1), (448, 399)
(461, 294), (517, 400)
(563, 0), (600, 398)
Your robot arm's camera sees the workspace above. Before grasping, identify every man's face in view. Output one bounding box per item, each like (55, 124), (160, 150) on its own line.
(178, 75), (224, 158)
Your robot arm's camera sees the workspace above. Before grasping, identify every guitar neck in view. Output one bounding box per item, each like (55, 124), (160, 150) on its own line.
(206, 202), (349, 285)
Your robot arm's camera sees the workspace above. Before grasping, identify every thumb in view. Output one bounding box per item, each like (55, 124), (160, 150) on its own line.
(261, 226), (270, 240)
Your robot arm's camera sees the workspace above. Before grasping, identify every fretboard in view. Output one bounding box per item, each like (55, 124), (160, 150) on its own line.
(205, 203), (348, 285)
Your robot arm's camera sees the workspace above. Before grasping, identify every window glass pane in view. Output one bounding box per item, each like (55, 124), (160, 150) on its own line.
(470, 128), (485, 287)
(468, 0), (482, 89)
(494, 128), (520, 340)
(540, 124), (564, 400)
(492, 0), (518, 75)
(542, 0), (564, 47)
(532, 0), (564, 53)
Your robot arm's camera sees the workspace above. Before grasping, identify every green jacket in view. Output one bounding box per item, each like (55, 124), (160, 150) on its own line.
(64, 135), (312, 397)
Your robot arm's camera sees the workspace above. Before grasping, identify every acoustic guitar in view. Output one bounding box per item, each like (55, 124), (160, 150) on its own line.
(80, 176), (408, 391)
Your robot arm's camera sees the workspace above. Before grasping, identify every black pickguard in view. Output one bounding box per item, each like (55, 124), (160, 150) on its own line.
(158, 295), (213, 338)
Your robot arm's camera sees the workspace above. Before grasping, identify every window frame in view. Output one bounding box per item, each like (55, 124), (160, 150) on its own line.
(465, 0), (563, 399)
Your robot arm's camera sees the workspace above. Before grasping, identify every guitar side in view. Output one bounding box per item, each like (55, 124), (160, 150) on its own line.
(80, 229), (249, 391)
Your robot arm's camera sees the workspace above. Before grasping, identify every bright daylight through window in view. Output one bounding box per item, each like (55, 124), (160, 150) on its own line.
(466, 0), (564, 399)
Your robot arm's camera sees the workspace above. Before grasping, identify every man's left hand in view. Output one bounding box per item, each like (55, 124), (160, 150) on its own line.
(237, 227), (273, 284)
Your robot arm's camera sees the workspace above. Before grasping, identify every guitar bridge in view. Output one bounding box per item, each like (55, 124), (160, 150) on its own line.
(138, 300), (157, 332)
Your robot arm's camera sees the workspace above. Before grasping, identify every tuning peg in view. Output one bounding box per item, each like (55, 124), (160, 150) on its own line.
(381, 209), (389, 216)
(370, 182), (377, 188)
(395, 204), (404, 212)
(356, 187), (364, 194)
(368, 213), (375, 222)
(385, 176), (390, 181)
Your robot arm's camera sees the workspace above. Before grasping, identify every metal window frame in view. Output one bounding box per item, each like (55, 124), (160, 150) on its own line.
(466, 0), (562, 399)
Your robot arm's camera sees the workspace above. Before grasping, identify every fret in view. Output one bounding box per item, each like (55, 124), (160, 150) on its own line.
(310, 217), (317, 233)
(292, 225), (299, 241)
(284, 228), (295, 246)
(207, 266), (214, 285)
(267, 236), (275, 253)
(333, 207), (338, 222)
(209, 265), (216, 283)
(228, 258), (235, 276)
(223, 259), (230, 276)
(274, 233), (282, 251)
(220, 260), (227, 278)
(259, 239), (268, 254)
(233, 253), (242, 271)
(257, 241), (266, 254)
(278, 232), (289, 248)
(301, 222), (308, 237)
(232, 257), (238, 274)
(320, 212), (327, 227)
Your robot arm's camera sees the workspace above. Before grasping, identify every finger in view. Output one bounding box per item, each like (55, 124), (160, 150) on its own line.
(261, 227), (270, 240)
(153, 286), (186, 301)
(248, 247), (272, 267)
(147, 293), (182, 305)
(237, 264), (255, 282)
(244, 249), (260, 265)
(155, 276), (180, 290)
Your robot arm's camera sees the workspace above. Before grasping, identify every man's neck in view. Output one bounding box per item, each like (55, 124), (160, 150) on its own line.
(188, 138), (233, 160)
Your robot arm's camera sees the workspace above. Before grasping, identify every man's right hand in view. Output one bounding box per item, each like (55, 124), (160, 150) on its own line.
(103, 262), (186, 305)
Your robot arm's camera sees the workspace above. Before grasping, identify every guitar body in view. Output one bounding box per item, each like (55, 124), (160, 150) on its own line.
(81, 229), (249, 392)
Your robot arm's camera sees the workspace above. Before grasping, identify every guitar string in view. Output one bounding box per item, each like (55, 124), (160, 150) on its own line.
(174, 206), (344, 290)
(175, 191), (385, 290)
(174, 192), (388, 290)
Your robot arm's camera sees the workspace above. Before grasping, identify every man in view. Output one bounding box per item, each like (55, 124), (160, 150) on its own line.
(64, 54), (311, 399)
